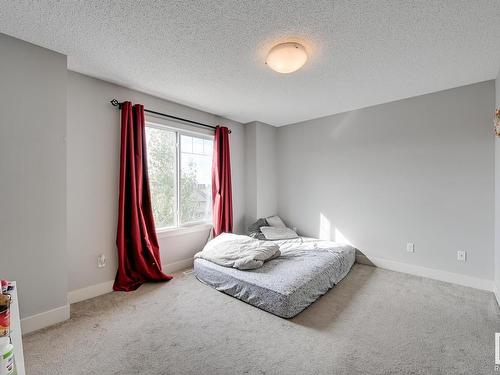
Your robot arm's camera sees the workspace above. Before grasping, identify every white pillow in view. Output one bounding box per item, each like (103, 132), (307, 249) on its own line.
(260, 226), (298, 240)
(266, 215), (286, 228)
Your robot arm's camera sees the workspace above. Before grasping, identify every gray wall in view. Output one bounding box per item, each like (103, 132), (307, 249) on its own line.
(0, 34), (68, 318)
(67, 72), (246, 292)
(277, 81), (495, 280)
(244, 121), (277, 228)
(495, 71), (500, 297)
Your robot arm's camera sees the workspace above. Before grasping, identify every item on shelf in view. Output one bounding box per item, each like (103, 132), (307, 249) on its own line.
(0, 282), (14, 296)
(0, 282), (6, 295)
(0, 337), (15, 375)
(0, 296), (10, 337)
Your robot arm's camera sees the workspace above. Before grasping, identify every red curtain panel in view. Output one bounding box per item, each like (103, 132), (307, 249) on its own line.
(212, 126), (233, 236)
(113, 102), (173, 292)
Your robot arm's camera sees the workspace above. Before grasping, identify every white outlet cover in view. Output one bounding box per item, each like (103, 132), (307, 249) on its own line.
(406, 243), (415, 252)
(97, 254), (107, 268)
(457, 251), (466, 261)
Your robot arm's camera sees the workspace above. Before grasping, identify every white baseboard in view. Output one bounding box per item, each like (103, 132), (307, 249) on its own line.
(66, 258), (193, 306)
(68, 280), (115, 304)
(356, 254), (494, 292)
(21, 304), (70, 335)
(164, 258), (194, 273)
(22, 258), (195, 334)
(22, 255), (494, 334)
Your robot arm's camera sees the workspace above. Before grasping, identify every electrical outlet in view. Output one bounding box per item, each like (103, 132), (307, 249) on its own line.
(97, 254), (107, 268)
(406, 242), (415, 252)
(457, 251), (466, 262)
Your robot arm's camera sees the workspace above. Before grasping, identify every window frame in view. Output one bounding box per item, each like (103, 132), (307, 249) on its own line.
(145, 119), (214, 234)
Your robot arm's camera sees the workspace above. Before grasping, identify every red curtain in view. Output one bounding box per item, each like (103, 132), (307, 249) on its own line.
(212, 126), (233, 236)
(113, 102), (173, 292)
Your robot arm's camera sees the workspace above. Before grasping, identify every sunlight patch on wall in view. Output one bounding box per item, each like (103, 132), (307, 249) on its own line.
(319, 213), (331, 240)
(334, 227), (352, 246)
(319, 212), (353, 245)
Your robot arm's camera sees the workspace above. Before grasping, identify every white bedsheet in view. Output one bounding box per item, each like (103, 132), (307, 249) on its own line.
(194, 233), (281, 270)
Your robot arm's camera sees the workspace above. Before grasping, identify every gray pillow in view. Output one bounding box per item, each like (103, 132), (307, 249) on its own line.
(247, 218), (268, 240)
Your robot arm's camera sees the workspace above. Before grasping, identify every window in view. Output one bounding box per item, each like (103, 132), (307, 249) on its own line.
(146, 123), (213, 230)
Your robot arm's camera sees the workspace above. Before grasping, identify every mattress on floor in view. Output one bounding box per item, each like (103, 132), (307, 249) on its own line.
(194, 237), (355, 318)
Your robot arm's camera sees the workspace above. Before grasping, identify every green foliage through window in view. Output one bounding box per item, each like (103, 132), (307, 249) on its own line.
(146, 125), (213, 229)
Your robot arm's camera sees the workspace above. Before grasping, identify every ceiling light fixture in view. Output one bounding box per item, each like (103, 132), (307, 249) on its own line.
(265, 42), (308, 74)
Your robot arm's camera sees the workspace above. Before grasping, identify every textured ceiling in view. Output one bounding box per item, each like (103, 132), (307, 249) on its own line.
(0, 1), (499, 126)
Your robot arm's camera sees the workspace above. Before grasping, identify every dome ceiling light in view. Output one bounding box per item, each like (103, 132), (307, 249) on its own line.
(265, 42), (308, 74)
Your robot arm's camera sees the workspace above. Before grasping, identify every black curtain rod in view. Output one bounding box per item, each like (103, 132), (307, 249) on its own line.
(110, 99), (224, 132)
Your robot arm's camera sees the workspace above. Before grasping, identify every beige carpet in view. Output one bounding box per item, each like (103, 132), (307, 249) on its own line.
(23, 264), (499, 375)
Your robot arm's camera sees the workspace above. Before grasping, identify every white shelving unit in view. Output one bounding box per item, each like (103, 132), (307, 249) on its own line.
(8, 282), (25, 375)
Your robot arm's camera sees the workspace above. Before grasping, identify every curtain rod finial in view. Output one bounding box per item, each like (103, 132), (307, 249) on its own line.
(110, 99), (120, 107)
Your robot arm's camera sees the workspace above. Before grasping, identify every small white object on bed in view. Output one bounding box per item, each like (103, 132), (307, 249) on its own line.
(265, 215), (287, 228)
(260, 226), (298, 240)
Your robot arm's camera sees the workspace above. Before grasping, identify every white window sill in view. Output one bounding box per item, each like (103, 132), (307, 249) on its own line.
(156, 223), (213, 239)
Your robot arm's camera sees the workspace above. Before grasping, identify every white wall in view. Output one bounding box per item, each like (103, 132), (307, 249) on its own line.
(0, 34), (68, 318)
(244, 121), (277, 228)
(244, 123), (258, 227)
(495, 70), (500, 300)
(256, 123), (277, 219)
(277, 81), (495, 282)
(67, 71), (246, 292)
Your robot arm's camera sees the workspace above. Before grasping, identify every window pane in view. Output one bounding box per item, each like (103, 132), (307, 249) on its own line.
(146, 127), (177, 228)
(180, 134), (213, 224)
(193, 137), (204, 154)
(203, 139), (212, 155)
(181, 134), (192, 153)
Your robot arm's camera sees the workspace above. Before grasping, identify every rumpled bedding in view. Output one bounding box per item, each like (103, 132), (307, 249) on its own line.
(194, 236), (356, 318)
(194, 233), (281, 270)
